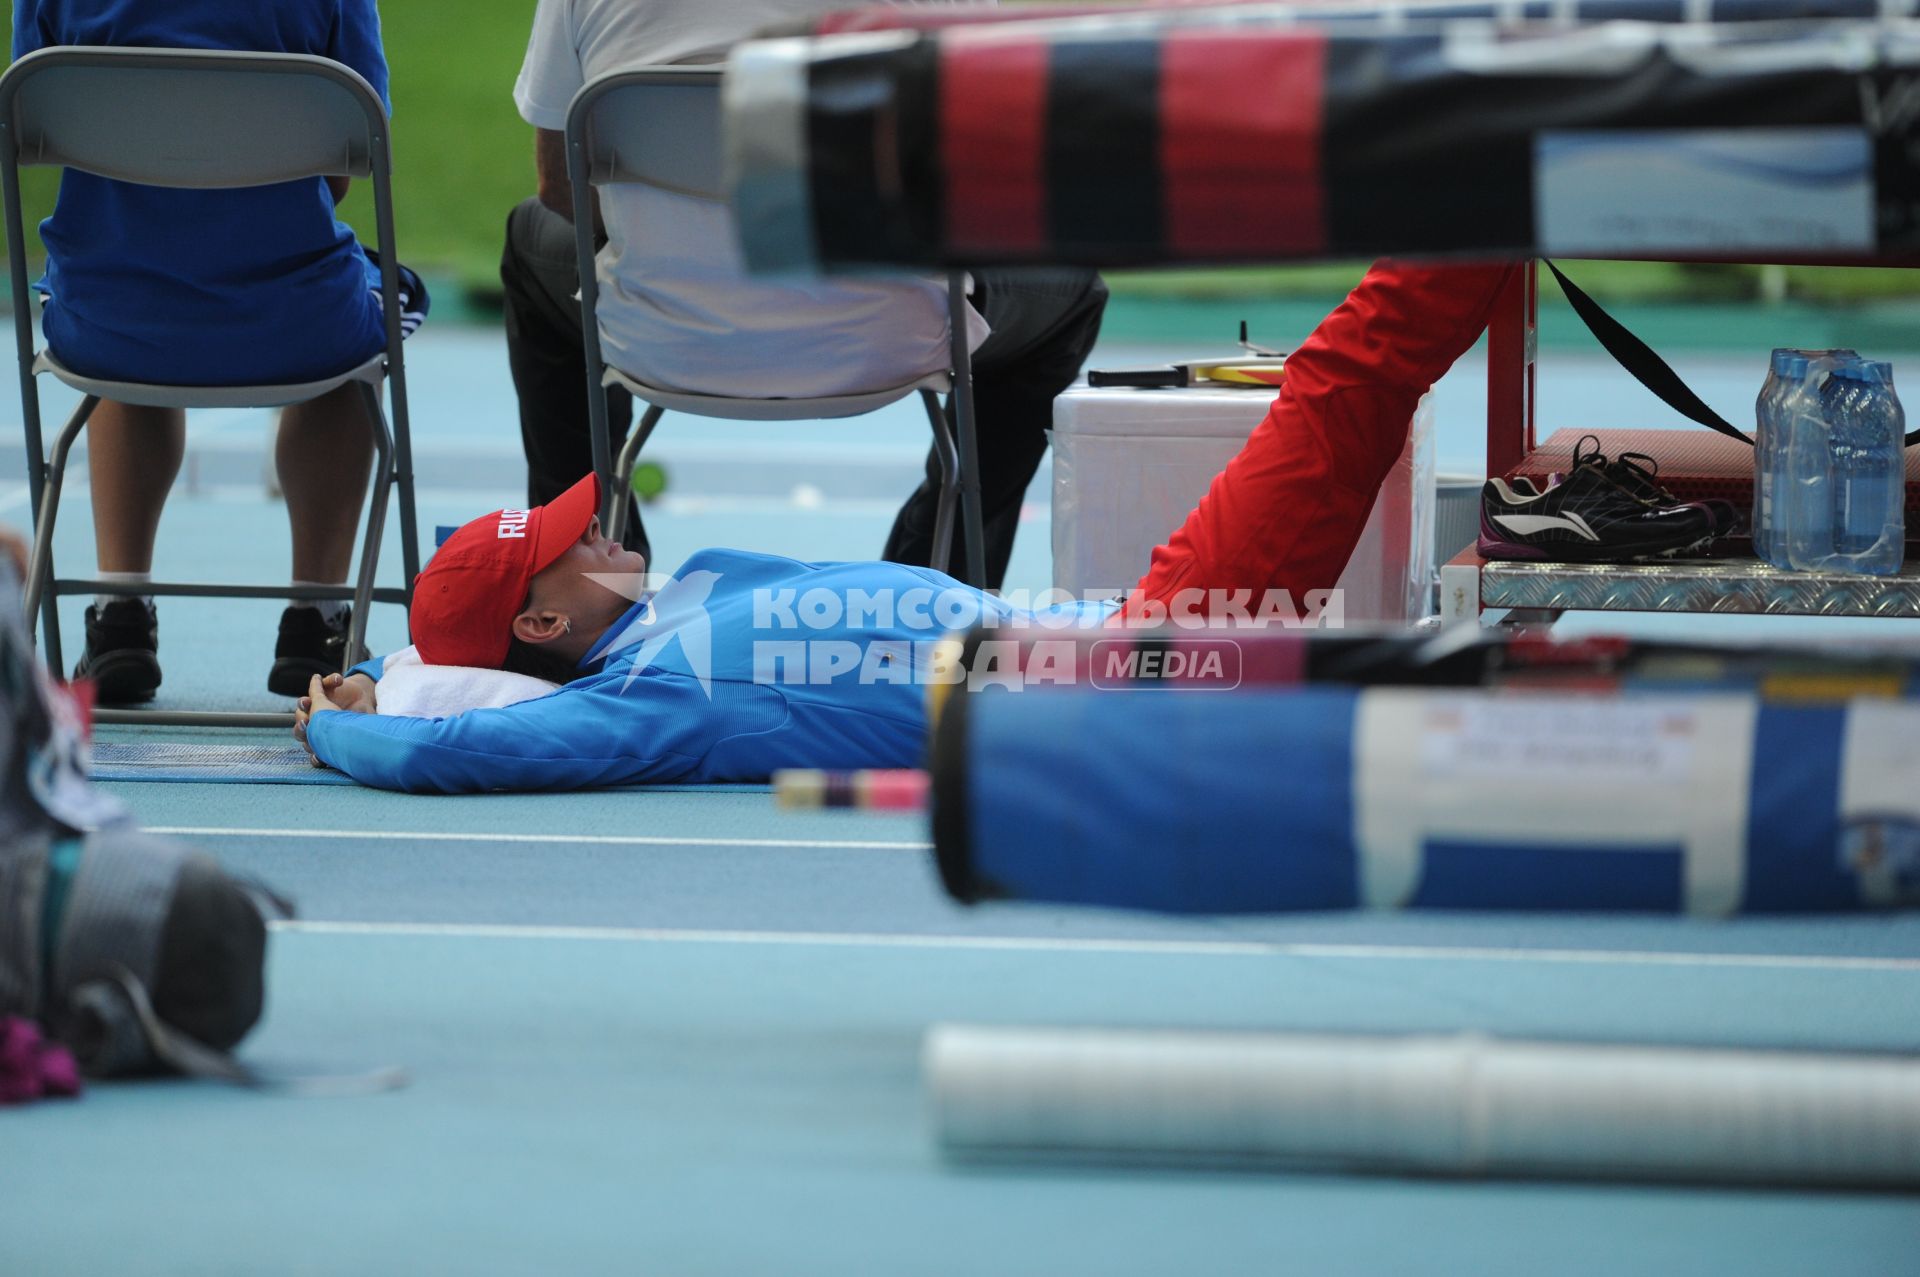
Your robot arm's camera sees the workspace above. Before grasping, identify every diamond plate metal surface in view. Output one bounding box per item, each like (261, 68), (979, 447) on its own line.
(1480, 557), (1920, 618)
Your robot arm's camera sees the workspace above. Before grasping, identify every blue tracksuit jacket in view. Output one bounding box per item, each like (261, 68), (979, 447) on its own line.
(307, 548), (1116, 793)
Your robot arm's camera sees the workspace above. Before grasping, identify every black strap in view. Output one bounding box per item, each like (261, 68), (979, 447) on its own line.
(1546, 261), (1920, 449)
(1544, 260), (1754, 447)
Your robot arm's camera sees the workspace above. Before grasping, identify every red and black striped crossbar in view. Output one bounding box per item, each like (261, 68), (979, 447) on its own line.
(724, 12), (1920, 272)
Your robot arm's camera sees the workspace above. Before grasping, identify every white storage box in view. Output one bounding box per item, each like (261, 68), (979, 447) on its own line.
(1050, 383), (1435, 622)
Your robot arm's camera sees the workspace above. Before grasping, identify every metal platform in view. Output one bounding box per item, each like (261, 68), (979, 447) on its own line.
(1441, 550), (1920, 623)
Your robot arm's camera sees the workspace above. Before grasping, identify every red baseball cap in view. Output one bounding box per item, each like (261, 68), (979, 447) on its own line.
(409, 473), (601, 668)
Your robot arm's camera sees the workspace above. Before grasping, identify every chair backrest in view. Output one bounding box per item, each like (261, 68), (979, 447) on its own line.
(566, 66), (724, 199)
(0, 46), (386, 186)
(562, 63), (978, 579)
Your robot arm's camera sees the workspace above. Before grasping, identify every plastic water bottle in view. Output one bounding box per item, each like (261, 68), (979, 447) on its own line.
(1828, 360), (1906, 573)
(1757, 348), (1856, 569)
(1779, 351), (1850, 572)
(1753, 349), (1801, 565)
(1775, 353), (1828, 571)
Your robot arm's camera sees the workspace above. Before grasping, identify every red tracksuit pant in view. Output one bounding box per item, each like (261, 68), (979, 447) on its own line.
(1125, 259), (1518, 618)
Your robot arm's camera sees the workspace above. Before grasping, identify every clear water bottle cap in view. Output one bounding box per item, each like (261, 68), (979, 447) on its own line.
(1790, 347), (1859, 367)
(1833, 360), (1888, 384)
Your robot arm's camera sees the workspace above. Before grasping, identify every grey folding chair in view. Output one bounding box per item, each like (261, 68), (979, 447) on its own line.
(564, 65), (987, 587)
(0, 46), (420, 726)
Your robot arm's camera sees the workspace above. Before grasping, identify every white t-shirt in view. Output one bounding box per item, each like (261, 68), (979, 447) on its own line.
(514, 0), (990, 398)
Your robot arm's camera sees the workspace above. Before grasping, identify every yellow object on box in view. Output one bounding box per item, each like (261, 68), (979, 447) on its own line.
(1188, 360), (1286, 387)
(1760, 671), (1908, 703)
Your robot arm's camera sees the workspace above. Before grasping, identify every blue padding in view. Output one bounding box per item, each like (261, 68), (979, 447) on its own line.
(89, 742), (772, 793)
(95, 768), (359, 786)
(1411, 840), (1685, 911)
(955, 689), (1898, 915)
(90, 743), (359, 786)
(1742, 704), (1857, 911)
(966, 688), (1360, 912)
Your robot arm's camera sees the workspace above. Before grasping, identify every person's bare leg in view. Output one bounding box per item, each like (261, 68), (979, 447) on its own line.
(277, 382), (374, 585)
(267, 383), (377, 694)
(88, 400), (184, 573)
(77, 400), (182, 700)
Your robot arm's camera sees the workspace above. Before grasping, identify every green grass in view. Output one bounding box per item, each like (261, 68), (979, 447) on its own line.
(359, 0), (536, 294)
(1106, 261), (1920, 306)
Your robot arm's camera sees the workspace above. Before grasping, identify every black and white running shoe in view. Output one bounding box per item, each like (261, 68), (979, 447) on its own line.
(1518, 436), (1742, 537)
(1603, 449), (1743, 538)
(1479, 461), (1719, 563)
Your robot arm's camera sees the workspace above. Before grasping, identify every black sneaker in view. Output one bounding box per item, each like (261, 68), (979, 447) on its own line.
(1479, 462), (1719, 563)
(1542, 436), (1742, 537)
(268, 604), (352, 697)
(74, 598), (162, 704)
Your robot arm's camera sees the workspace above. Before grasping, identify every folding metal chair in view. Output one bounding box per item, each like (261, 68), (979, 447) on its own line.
(564, 65), (987, 587)
(0, 46), (420, 726)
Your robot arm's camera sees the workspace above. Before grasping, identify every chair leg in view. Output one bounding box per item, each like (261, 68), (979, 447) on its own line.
(386, 368), (421, 600)
(944, 272), (987, 587)
(920, 390), (960, 577)
(952, 390), (987, 589)
(607, 404), (664, 545)
(368, 152), (419, 603)
(23, 394), (99, 674)
(348, 380), (395, 670)
(572, 171), (621, 532)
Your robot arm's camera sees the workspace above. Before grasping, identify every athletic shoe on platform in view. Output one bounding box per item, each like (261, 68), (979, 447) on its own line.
(1558, 436), (1743, 537)
(268, 604), (351, 697)
(1516, 436), (1741, 537)
(1478, 464), (1718, 563)
(1603, 449), (1743, 538)
(73, 598), (161, 704)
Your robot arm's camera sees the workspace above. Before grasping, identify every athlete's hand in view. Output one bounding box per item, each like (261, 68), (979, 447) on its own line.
(293, 673), (374, 766)
(320, 672), (377, 715)
(292, 675), (337, 767)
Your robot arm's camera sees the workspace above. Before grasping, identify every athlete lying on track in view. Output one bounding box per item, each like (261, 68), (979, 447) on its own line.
(296, 261), (1522, 792)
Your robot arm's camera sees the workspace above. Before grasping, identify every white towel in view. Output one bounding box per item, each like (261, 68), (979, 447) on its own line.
(372, 646), (560, 718)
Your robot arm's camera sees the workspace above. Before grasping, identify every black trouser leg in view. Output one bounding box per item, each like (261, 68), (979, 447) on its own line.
(500, 197), (650, 560)
(881, 267), (1108, 589)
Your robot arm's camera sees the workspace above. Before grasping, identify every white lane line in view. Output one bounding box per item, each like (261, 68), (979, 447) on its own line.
(271, 920), (1920, 971)
(147, 825), (927, 852)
